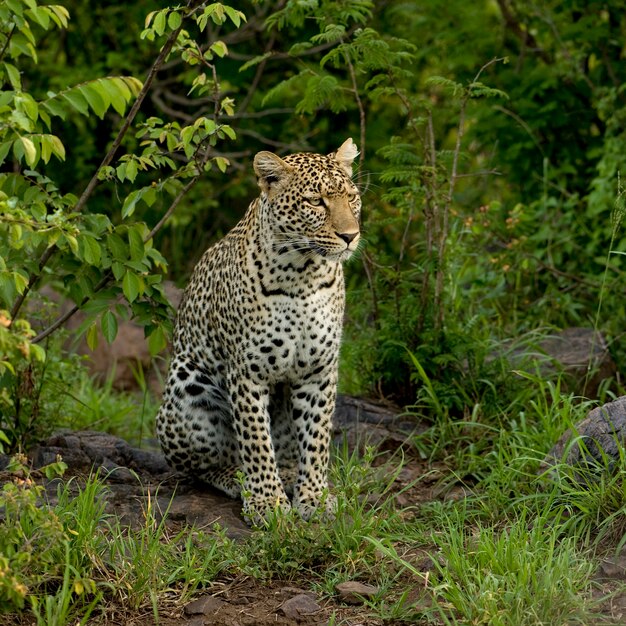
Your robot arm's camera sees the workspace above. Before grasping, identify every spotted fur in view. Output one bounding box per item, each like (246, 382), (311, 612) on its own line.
(156, 139), (361, 524)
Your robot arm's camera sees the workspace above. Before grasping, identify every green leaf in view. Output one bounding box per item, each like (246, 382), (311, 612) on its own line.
(224, 6), (245, 27)
(122, 189), (141, 219)
(3, 63), (21, 89)
(148, 324), (167, 356)
(239, 52), (272, 73)
(220, 124), (236, 140)
(111, 261), (125, 280)
(210, 41), (228, 58)
(122, 270), (142, 303)
(30, 343), (46, 362)
(0, 141), (13, 167)
(62, 89), (89, 116)
(125, 159), (138, 182)
(13, 270), (29, 295)
(214, 156), (229, 172)
(39, 135), (52, 163)
(19, 136), (37, 166)
(107, 232), (127, 260)
(49, 135), (65, 160)
(79, 84), (106, 118)
(86, 322), (99, 351)
(64, 234), (79, 254)
(108, 78), (129, 115)
(48, 5), (69, 28)
(168, 10), (182, 30)
(153, 10), (167, 36)
(128, 227), (145, 262)
(101, 310), (118, 344)
(81, 235), (101, 265)
(26, 5), (51, 29)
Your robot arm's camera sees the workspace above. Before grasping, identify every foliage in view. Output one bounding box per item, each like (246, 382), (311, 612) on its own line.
(0, 454), (69, 613)
(0, 0), (244, 446)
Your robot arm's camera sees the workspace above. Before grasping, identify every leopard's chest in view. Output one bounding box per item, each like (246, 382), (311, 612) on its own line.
(240, 276), (343, 383)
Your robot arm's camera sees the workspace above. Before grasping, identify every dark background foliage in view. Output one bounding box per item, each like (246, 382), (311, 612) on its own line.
(2, 0), (625, 437)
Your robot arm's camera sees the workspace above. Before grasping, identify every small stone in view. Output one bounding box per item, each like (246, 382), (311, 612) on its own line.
(279, 593), (321, 619)
(335, 581), (379, 605)
(598, 556), (626, 580)
(184, 594), (226, 616)
(278, 586), (316, 599)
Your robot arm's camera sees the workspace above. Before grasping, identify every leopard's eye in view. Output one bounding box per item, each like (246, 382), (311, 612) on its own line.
(347, 192), (359, 202)
(306, 196), (325, 207)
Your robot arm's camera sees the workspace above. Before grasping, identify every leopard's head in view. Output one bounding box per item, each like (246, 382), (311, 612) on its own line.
(253, 138), (361, 262)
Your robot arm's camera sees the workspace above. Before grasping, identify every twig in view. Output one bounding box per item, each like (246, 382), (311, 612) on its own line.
(237, 33), (276, 114)
(344, 45), (366, 170)
(144, 175), (200, 243)
(495, 0), (550, 64)
(0, 24), (16, 65)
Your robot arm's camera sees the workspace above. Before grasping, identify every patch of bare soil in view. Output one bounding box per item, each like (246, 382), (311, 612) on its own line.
(124, 578), (387, 626)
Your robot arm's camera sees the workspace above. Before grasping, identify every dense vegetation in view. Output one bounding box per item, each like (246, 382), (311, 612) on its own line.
(1, 0), (625, 624)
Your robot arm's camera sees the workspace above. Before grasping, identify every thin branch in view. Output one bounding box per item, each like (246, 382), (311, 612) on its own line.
(344, 46), (366, 170)
(495, 0), (550, 64)
(237, 33), (276, 114)
(144, 175), (200, 243)
(32, 272), (111, 344)
(455, 169), (502, 178)
(73, 13), (190, 216)
(0, 24), (16, 64)
(9, 244), (55, 320)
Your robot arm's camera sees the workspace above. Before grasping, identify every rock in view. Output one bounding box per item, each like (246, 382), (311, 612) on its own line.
(278, 586), (316, 599)
(510, 327), (616, 398)
(540, 328), (616, 398)
(335, 581), (379, 605)
(334, 395), (402, 428)
(598, 555), (626, 581)
(184, 594), (227, 615)
(279, 593), (321, 620)
(21, 429), (252, 539)
(333, 394), (423, 454)
(30, 430), (171, 479)
(545, 396), (626, 470)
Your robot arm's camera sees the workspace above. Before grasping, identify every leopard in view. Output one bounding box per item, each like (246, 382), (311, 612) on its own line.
(156, 138), (361, 525)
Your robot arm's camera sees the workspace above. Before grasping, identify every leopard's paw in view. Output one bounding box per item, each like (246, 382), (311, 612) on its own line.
(242, 492), (291, 527)
(293, 490), (337, 522)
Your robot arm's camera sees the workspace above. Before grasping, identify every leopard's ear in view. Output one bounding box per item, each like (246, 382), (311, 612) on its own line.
(332, 138), (359, 176)
(253, 151), (292, 194)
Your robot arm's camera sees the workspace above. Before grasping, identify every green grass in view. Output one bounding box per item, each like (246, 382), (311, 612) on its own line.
(2, 375), (626, 625)
(54, 364), (160, 447)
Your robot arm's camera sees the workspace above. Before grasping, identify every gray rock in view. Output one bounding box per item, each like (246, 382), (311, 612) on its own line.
(279, 593), (321, 619)
(31, 430), (171, 479)
(545, 396), (626, 470)
(539, 328), (616, 398)
(333, 394), (422, 453)
(598, 555), (626, 581)
(184, 594), (227, 615)
(335, 581), (379, 605)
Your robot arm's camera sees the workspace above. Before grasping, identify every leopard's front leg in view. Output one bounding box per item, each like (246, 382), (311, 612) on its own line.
(290, 378), (337, 520)
(230, 375), (291, 524)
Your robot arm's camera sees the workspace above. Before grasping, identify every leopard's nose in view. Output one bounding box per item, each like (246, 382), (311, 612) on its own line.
(336, 231), (359, 246)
